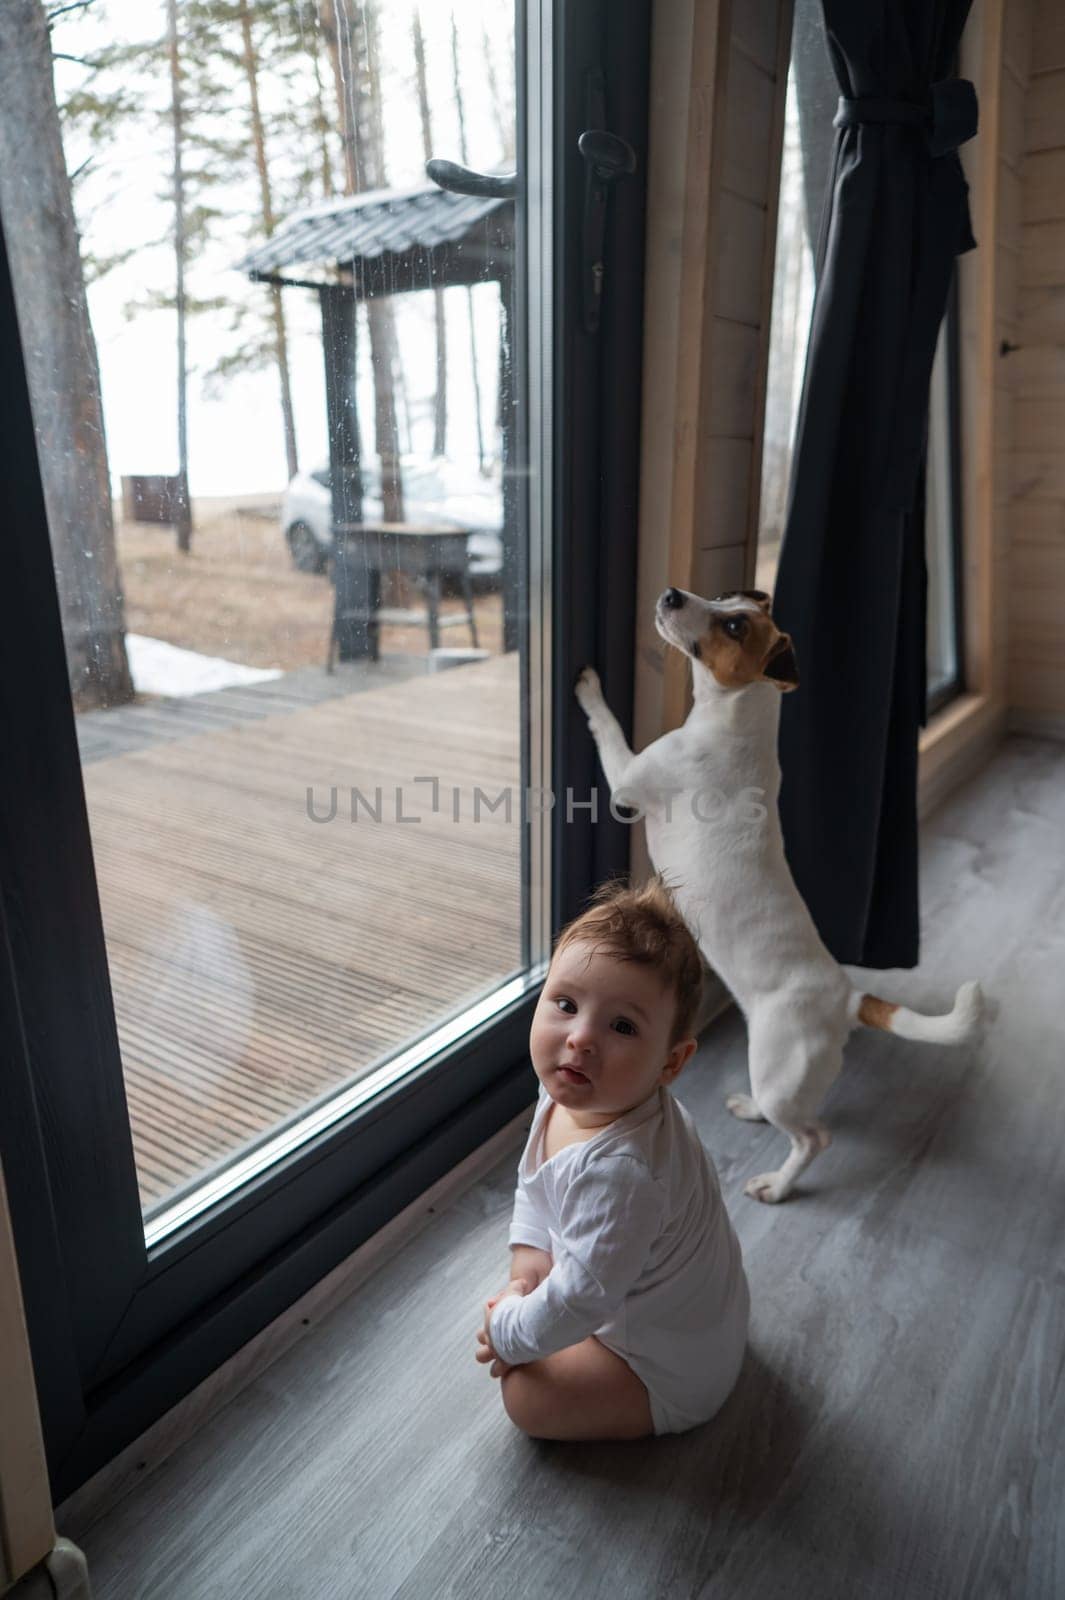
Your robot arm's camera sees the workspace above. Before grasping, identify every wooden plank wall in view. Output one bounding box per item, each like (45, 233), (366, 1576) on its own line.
(917, 0), (1020, 816)
(633, 0), (792, 811)
(0, 1157), (55, 1590)
(1012, 0), (1065, 728)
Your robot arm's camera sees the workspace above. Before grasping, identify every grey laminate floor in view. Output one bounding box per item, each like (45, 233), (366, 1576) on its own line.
(63, 736), (1065, 1599)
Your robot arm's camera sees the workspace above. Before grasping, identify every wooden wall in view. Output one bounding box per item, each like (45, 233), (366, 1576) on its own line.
(629, 0), (1061, 840)
(1012, 0), (1065, 728)
(0, 1157), (56, 1589)
(633, 0), (792, 775)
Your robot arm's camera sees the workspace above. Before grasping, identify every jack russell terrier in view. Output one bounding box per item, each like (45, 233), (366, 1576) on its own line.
(575, 585), (983, 1203)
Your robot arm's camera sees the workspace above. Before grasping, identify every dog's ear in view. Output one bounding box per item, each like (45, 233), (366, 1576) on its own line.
(715, 589), (773, 615)
(762, 632), (799, 690)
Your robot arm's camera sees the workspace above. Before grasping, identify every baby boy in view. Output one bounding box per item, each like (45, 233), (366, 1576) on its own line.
(474, 873), (750, 1439)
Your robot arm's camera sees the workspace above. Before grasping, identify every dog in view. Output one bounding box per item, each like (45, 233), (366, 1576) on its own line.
(575, 585), (983, 1203)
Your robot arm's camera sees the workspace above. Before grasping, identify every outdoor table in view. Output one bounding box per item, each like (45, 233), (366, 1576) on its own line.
(327, 521), (480, 670)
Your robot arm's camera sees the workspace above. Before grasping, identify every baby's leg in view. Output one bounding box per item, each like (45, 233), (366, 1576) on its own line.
(500, 1336), (654, 1441)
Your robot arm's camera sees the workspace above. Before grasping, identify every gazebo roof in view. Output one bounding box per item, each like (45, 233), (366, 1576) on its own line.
(236, 181), (512, 294)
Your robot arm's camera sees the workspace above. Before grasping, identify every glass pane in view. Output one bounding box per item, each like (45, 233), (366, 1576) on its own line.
(8, 0), (542, 1227)
(755, 0), (832, 595)
(926, 314), (959, 703)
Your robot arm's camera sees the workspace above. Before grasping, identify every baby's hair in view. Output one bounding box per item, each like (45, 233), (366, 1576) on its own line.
(553, 871), (704, 1046)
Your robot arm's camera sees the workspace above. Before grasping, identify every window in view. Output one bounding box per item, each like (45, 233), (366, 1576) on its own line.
(0, 0), (651, 1497)
(925, 281), (965, 710)
(757, 0), (965, 715)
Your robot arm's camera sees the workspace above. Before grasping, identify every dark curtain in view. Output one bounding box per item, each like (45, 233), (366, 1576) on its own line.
(773, 1), (978, 969)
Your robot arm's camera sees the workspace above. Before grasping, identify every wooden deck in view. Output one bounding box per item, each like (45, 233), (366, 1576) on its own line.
(78, 653), (523, 1213)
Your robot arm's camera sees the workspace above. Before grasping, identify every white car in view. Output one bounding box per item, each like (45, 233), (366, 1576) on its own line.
(281, 456), (504, 590)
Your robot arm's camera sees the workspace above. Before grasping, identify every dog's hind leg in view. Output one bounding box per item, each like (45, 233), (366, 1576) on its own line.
(743, 1119), (831, 1204)
(726, 1093), (766, 1122)
(741, 1015), (843, 1202)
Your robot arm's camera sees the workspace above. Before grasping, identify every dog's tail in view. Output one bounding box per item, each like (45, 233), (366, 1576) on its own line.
(846, 981), (984, 1044)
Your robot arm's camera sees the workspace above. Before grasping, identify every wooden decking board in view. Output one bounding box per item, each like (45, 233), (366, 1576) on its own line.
(102, 931), (430, 1056)
(117, 1045), (306, 1134)
(95, 696), (521, 761)
(102, 923), (474, 1047)
(75, 656), (431, 766)
(100, 940), (415, 1081)
(96, 873), (519, 1004)
(119, 1117), (215, 1188)
(112, 1022), (309, 1130)
(114, 1103), (208, 1185)
(90, 809), (520, 895)
(109, 989), (407, 1117)
(89, 825), (521, 947)
(89, 821), (522, 951)
(117, 731), (522, 800)
(124, 1098), (270, 1178)
(121, 1084), (255, 1163)
(77, 654), (525, 1210)
(100, 880), (512, 1008)
(108, 958), (506, 1106)
(87, 731), (523, 829)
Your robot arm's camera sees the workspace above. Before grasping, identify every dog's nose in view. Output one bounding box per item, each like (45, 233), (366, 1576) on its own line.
(660, 587), (684, 610)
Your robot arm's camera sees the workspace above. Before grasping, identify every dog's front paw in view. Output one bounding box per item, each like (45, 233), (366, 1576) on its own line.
(574, 665), (603, 716)
(744, 1172), (787, 1204)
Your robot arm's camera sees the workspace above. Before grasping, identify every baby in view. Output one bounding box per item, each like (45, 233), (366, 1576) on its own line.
(474, 873), (750, 1440)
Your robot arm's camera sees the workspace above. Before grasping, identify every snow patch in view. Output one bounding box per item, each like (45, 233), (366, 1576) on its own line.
(127, 634), (283, 698)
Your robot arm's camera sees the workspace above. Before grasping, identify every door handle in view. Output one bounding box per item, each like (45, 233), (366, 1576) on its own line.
(425, 158), (517, 200)
(578, 71), (637, 335)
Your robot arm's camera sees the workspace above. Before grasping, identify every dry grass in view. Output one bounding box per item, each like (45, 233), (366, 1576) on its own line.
(115, 494), (503, 673)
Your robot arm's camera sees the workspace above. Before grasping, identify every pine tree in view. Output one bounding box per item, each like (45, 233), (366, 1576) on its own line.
(56, 0), (323, 528)
(0, 0), (134, 711)
(451, 12), (485, 474)
(317, 0), (404, 524)
(166, 0), (193, 551)
(413, 8), (448, 459)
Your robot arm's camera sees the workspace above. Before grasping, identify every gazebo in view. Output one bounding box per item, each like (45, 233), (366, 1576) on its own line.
(238, 179), (518, 658)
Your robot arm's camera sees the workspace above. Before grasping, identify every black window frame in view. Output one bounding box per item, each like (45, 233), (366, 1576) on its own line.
(0, 0), (651, 1503)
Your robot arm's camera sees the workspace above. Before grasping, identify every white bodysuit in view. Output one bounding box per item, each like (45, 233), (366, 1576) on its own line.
(489, 1079), (750, 1436)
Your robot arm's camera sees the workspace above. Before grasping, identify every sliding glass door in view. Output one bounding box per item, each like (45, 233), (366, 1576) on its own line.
(0, 0), (650, 1501)
(19, 0), (535, 1238)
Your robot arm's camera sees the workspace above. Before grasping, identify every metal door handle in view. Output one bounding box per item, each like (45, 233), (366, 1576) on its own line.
(578, 129), (637, 182)
(425, 158), (517, 200)
(578, 70), (637, 335)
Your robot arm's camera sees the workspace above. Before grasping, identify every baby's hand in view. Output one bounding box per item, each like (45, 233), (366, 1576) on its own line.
(475, 1277), (530, 1379)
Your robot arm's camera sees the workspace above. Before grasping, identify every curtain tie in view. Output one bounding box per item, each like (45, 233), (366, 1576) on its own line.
(834, 79), (978, 157)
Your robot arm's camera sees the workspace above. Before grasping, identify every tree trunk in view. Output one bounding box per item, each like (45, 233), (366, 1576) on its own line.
(451, 15), (485, 473)
(308, 13), (336, 198)
(319, 0), (404, 526)
(237, 0), (299, 481)
(413, 10), (448, 458)
(166, 0), (193, 552)
(0, 0), (134, 711)
(482, 23), (515, 166)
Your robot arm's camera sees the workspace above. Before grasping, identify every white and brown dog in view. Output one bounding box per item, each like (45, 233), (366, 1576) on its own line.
(575, 585), (983, 1203)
